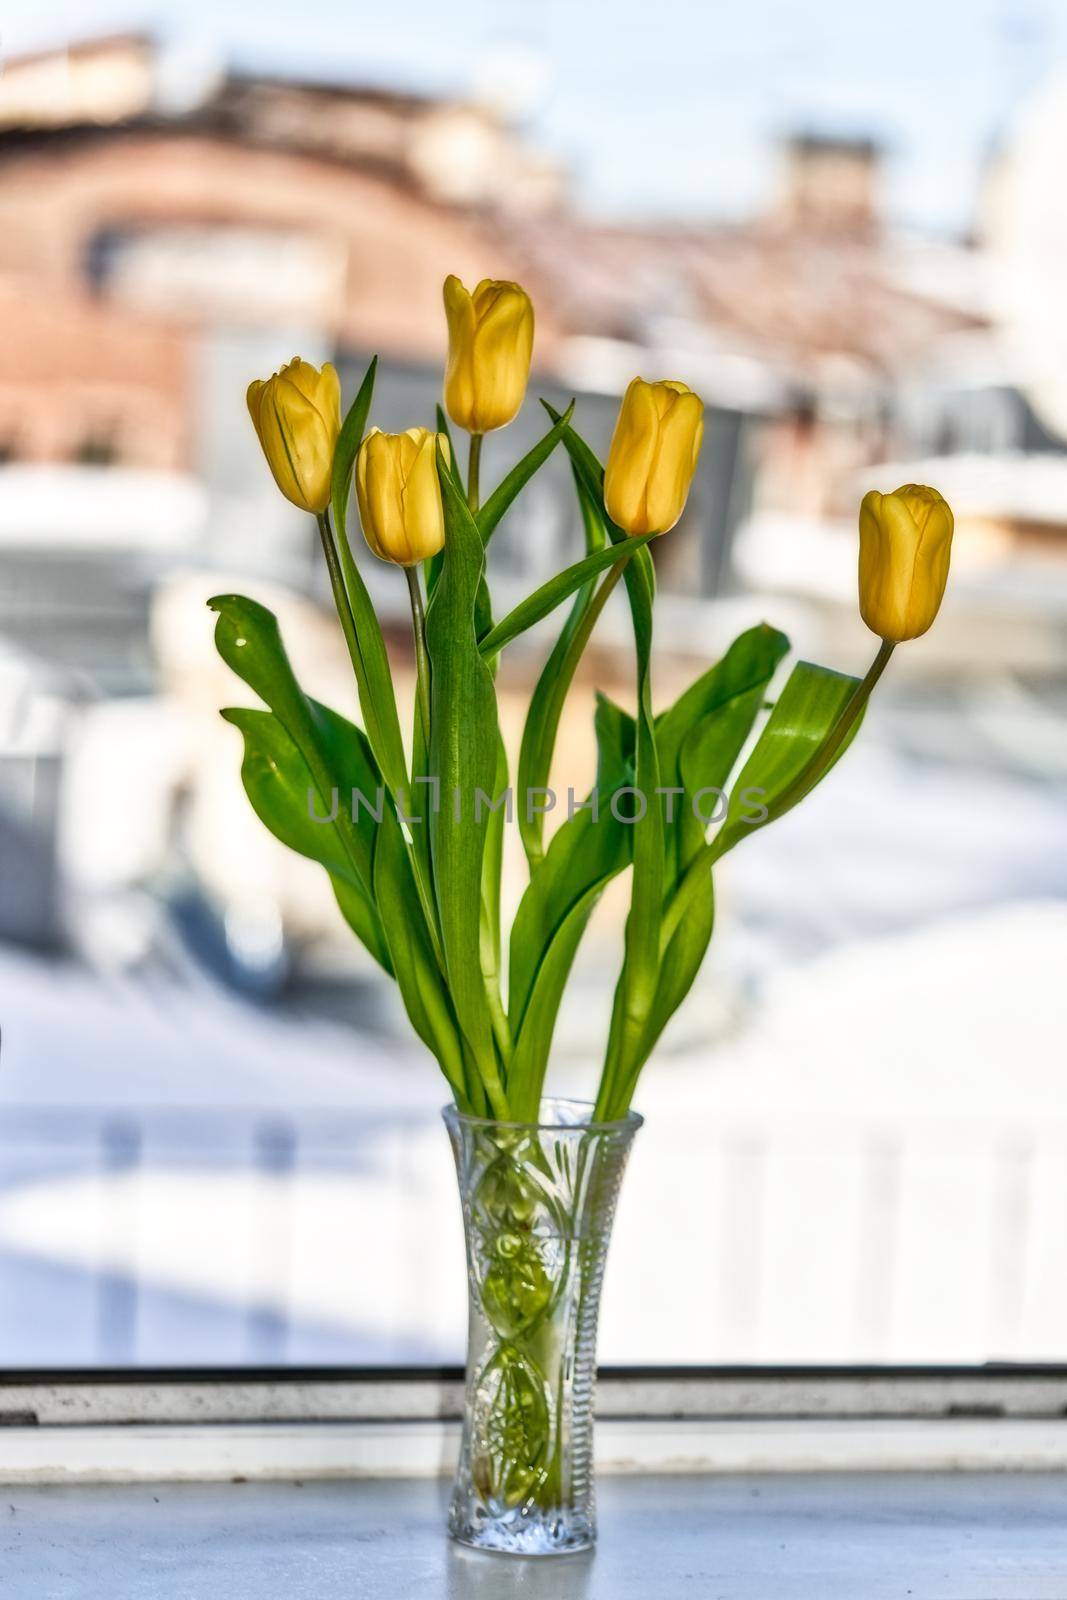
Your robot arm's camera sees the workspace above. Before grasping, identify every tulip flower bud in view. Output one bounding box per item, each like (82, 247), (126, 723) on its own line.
(443, 276), (534, 434)
(858, 484), (954, 642)
(246, 358), (340, 514)
(604, 378), (705, 536)
(355, 427), (448, 567)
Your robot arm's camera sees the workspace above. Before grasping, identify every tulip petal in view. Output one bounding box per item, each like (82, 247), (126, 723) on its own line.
(257, 378), (318, 509)
(443, 275), (478, 433)
(246, 380), (266, 444)
(396, 428), (422, 483)
(357, 430), (402, 563)
(246, 359), (339, 513)
(354, 425), (375, 547)
(604, 379), (659, 535)
(282, 357), (339, 434)
(444, 276), (533, 434)
(469, 287), (534, 433)
(310, 361), (342, 434)
(472, 279), (506, 316)
(859, 491), (903, 640)
(858, 484), (953, 641)
(911, 496), (953, 637)
(652, 379), (692, 418)
(646, 390), (704, 534)
(357, 428), (447, 566)
(399, 431), (446, 565)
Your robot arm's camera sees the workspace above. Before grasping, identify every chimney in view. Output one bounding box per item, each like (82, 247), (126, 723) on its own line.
(778, 132), (882, 234)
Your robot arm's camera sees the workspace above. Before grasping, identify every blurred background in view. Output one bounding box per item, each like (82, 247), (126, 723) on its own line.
(0, 0), (1064, 1368)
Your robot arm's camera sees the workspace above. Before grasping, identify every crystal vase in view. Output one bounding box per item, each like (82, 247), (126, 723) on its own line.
(443, 1097), (642, 1556)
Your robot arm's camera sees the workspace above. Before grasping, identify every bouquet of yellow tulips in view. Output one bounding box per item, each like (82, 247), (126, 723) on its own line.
(217, 274), (954, 1555)
(217, 275), (954, 1126)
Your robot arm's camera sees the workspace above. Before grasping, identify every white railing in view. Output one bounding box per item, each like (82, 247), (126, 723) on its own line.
(0, 1107), (1063, 1367)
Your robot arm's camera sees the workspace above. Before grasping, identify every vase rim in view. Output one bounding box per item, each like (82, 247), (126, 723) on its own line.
(442, 1095), (643, 1135)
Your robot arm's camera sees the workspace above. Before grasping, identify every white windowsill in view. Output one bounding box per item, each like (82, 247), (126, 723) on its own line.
(1, 1371), (1066, 1484)
(3, 1416), (1067, 1486)
(4, 1377), (1066, 1594)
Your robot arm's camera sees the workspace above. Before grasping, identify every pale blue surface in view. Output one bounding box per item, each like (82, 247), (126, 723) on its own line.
(4, 1474), (1067, 1599)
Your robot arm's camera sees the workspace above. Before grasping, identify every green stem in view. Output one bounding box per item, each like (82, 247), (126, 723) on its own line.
(467, 433), (483, 514)
(316, 511), (370, 718)
(317, 511), (447, 977)
(593, 984), (630, 1123)
(402, 559), (445, 973)
(520, 555), (631, 873)
(473, 1062), (510, 1123)
(319, 503), (408, 801)
(421, 977), (476, 1114)
(485, 978), (513, 1070)
(660, 638), (896, 954)
(404, 564), (432, 747)
(591, 553), (659, 1124)
(584, 554), (628, 631)
(461, 1039), (491, 1118)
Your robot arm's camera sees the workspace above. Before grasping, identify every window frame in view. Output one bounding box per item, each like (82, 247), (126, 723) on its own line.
(2, 1365), (1067, 1484)
(3, 1363), (1067, 1426)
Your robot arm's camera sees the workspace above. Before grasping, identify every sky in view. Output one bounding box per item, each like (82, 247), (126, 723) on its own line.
(3, 0), (1064, 233)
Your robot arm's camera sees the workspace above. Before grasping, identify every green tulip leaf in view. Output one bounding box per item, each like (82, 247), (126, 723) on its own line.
(210, 593), (381, 897)
(515, 465), (608, 869)
(435, 403), (460, 489)
(331, 877), (393, 970)
(404, 651), (437, 913)
(480, 731), (511, 1064)
(601, 884), (716, 1121)
(658, 623), (791, 876)
(426, 445), (506, 1112)
(509, 693), (635, 1050)
(476, 402), (574, 548)
(331, 354), (376, 539)
(372, 807), (472, 1108)
(543, 413), (664, 1118)
(714, 659), (864, 856)
(656, 624), (791, 791)
(478, 531), (657, 661)
(540, 400), (609, 511)
(596, 628), (793, 1116)
(435, 435), (496, 657)
(658, 660), (865, 964)
(505, 695), (639, 1118)
(507, 876), (611, 1123)
(221, 704), (391, 974)
(425, 404), (459, 599)
(326, 355), (409, 802)
(220, 707), (357, 886)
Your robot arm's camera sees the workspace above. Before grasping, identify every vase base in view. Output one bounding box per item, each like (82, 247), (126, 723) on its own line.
(448, 1506), (594, 1557)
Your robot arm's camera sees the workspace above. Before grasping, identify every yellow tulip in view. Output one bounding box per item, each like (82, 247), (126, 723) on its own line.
(443, 276), (534, 434)
(604, 378), (705, 536)
(246, 358), (340, 514)
(858, 484), (954, 642)
(355, 428), (448, 567)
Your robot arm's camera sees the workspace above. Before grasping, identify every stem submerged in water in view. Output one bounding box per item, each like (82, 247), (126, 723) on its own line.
(446, 1107), (639, 1552)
